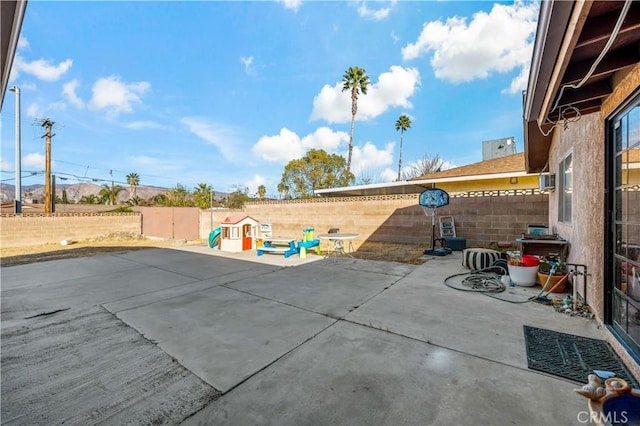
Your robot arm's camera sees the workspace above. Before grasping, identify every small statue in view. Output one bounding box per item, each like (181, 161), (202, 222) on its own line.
(575, 374), (607, 400)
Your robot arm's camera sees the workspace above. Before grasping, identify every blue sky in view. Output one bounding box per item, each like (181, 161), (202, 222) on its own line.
(1, 0), (539, 198)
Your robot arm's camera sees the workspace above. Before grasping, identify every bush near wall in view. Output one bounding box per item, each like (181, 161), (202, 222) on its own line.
(200, 190), (549, 249)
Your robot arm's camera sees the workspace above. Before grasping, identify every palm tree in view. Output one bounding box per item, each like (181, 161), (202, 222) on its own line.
(277, 182), (285, 200)
(341, 66), (370, 177)
(257, 184), (266, 200)
(193, 183), (214, 209)
(126, 172), (140, 199)
(98, 184), (125, 205)
(79, 194), (99, 204)
(395, 114), (412, 181)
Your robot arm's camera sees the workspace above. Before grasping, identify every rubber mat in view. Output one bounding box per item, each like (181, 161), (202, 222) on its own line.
(523, 325), (639, 387)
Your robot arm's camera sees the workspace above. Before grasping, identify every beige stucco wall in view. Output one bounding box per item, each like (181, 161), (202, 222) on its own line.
(547, 112), (605, 317)
(547, 63), (640, 379)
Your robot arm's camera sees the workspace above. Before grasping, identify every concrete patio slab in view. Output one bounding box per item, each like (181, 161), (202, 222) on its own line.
(1, 305), (219, 425)
(1, 262), (200, 322)
(347, 253), (603, 370)
(1, 247), (616, 424)
(119, 248), (281, 280)
(0, 254), (142, 290)
(116, 285), (336, 392)
(185, 320), (589, 426)
(225, 259), (413, 318)
(103, 266), (279, 314)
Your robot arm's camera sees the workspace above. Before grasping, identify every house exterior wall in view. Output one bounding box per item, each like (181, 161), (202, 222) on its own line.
(548, 112), (605, 316)
(435, 175), (538, 194)
(547, 64), (640, 379)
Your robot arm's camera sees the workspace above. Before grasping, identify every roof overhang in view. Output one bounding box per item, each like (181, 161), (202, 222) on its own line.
(523, 0), (640, 172)
(314, 171), (531, 197)
(1, 0), (27, 111)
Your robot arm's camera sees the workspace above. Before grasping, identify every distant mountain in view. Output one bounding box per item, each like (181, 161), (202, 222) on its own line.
(0, 183), (228, 203)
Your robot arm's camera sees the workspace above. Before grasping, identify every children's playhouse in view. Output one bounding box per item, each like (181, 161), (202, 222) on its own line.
(219, 214), (259, 253)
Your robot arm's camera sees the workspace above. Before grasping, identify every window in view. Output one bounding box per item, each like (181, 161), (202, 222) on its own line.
(558, 152), (572, 223)
(607, 94), (640, 358)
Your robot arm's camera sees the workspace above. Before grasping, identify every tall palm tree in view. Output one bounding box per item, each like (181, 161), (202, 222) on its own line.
(395, 114), (412, 181)
(126, 172), (140, 199)
(257, 184), (266, 200)
(341, 66), (369, 177)
(98, 184), (125, 205)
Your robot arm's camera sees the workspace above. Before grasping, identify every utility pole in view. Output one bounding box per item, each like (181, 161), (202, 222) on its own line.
(9, 86), (21, 213)
(41, 119), (54, 213)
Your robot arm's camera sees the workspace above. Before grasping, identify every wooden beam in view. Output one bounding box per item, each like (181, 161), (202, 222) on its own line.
(551, 81), (611, 109)
(575, 2), (640, 50)
(561, 44), (640, 85)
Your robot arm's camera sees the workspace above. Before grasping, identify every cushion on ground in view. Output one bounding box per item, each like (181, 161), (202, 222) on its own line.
(462, 248), (503, 271)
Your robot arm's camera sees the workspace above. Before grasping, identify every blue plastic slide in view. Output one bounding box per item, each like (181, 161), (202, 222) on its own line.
(208, 227), (221, 248)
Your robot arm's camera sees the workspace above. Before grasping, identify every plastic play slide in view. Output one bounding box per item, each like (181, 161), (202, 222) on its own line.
(208, 227), (221, 248)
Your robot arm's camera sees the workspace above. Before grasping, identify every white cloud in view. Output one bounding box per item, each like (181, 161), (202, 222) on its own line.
(278, 0), (301, 12)
(245, 174), (266, 196)
(503, 65), (530, 94)
(311, 65), (420, 123)
(401, 1), (537, 91)
(26, 102), (40, 118)
(18, 37), (29, 50)
(380, 168), (398, 182)
(390, 31), (400, 44)
(0, 159), (12, 171)
(62, 79), (85, 108)
(240, 56), (256, 77)
(351, 141), (395, 174)
(252, 127), (349, 164)
(23, 153), (46, 169)
(89, 75), (150, 116)
(13, 56), (72, 81)
(357, 1), (395, 21)
(125, 120), (162, 130)
(128, 155), (184, 173)
(181, 117), (242, 161)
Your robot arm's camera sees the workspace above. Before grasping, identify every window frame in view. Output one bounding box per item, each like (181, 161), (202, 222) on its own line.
(558, 151), (573, 224)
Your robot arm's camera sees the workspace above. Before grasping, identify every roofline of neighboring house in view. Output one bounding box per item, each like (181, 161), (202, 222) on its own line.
(1, 0), (28, 111)
(314, 170), (531, 197)
(523, 0), (582, 173)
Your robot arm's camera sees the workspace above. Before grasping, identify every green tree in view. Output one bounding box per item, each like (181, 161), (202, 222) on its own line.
(165, 183), (194, 207)
(342, 66), (369, 177)
(193, 183), (215, 209)
(98, 184), (125, 205)
(149, 193), (168, 206)
(395, 114), (412, 181)
(279, 149), (354, 198)
(61, 188), (69, 204)
(79, 194), (99, 204)
(126, 172), (140, 199)
(126, 195), (147, 206)
(226, 184), (250, 209)
(257, 184), (266, 200)
(277, 183), (286, 200)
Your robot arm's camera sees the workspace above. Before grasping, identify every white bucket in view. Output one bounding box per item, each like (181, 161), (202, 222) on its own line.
(507, 264), (538, 287)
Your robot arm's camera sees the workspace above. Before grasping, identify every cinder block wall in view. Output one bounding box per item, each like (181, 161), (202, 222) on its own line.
(202, 192), (548, 249)
(0, 213), (141, 247)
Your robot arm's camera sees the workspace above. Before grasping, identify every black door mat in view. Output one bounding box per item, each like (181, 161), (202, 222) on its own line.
(523, 325), (639, 387)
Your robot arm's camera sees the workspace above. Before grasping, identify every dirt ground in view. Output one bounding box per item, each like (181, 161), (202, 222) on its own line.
(0, 233), (428, 267)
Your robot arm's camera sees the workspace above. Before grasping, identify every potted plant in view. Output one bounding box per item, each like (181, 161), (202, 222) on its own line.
(538, 258), (568, 292)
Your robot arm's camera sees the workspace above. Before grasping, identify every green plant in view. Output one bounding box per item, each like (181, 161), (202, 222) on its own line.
(538, 259), (567, 275)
